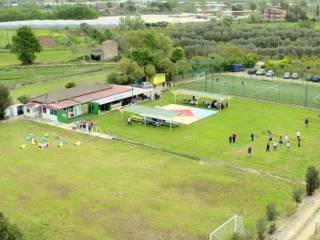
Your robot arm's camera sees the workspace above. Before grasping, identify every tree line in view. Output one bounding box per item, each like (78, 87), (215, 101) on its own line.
(0, 5), (98, 22)
(169, 19), (320, 59)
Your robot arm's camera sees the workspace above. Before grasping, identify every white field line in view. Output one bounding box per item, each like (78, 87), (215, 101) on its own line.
(313, 94), (320, 105)
(247, 84), (279, 97)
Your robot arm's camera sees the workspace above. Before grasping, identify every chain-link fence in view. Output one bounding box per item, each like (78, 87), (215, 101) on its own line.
(174, 71), (320, 109)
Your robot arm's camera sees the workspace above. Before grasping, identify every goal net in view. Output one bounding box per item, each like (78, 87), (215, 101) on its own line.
(197, 72), (206, 81)
(209, 215), (244, 240)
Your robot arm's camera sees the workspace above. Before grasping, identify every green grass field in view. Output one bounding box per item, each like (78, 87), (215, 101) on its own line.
(88, 94), (320, 180)
(178, 74), (320, 108)
(0, 48), (88, 66)
(0, 29), (81, 49)
(0, 120), (295, 240)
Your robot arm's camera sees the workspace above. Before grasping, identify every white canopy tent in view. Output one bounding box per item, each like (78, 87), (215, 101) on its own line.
(120, 104), (181, 131)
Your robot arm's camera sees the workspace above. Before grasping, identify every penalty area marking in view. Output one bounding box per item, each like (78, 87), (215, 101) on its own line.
(247, 85), (279, 97)
(313, 94), (320, 105)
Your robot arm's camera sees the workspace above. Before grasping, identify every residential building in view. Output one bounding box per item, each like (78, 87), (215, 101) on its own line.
(264, 6), (287, 22)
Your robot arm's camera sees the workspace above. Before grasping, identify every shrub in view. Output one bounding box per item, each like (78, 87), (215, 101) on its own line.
(65, 82), (76, 89)
(292, 188), (304, 206)
(306, 166), (320, 196)
(17, 94), (30, 104)
(268, 222), (277, 234)
(256, 217), (267, 240)
(266, 203), (278, 221)
(0, 212), (22, 240)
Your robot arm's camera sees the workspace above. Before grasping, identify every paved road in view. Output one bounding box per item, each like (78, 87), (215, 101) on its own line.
(223, 72), (320, 88)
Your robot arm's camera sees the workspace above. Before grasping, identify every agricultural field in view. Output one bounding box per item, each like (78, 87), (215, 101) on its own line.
(0, 28), (92, 66)
(0, 48), (89, 66)
(0, 64), (113, 103)
(88, 93), (320, 180)
(0, 120), (295, 240)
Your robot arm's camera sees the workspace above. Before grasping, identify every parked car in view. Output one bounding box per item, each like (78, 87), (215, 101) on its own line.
(306, 75), (320, 82)
(230, 64), (244, 72)
(291, 72), (299, 79)
(266, 70), (275, 77)
(256, 69), (266, 75)
(133, 81), (154, 89)
(283, 72), (291, 79)
(247, 68), (257, 75)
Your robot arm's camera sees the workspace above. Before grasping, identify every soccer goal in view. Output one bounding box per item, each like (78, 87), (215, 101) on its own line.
(197, 72), (206, 81)
(209, 215), (244, 240)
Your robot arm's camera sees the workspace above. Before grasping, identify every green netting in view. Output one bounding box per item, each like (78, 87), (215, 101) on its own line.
(175, 72), (320, 108)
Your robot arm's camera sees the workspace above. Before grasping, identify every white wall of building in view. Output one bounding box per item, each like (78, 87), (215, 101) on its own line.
(41, 107), (58, 121)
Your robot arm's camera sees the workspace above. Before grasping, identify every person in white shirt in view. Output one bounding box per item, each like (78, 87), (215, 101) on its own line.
(286, 141), (291, 151)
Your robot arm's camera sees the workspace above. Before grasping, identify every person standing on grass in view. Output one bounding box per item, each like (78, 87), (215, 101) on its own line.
(286, 141), (291, 151)
(248, 146), (252, 155)
(273, 140), (278, 151)
(305, 118), (309, 127)
(127, 117), (132, 127)
(284, 135), (289, 143)
(229, 135), (232, 144)
(241, 80), (244, 87)
(298, 138), (301, 148)
(268, 131), (273, 142)
(216, 78), (219, 84)
(232, 133), (237, 143)
(279, 135), (283, 144)
(296, 131), (301, 141)
(266, 142), (270, 152)
(251, 132), (255, 142)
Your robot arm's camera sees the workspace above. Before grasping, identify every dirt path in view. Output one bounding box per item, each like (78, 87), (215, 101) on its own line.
(271, 190), (320, 240)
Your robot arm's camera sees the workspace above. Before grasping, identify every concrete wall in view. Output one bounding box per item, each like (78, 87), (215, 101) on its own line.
(4, 104), (24, 119)
(102, 40), (118, 61)
(24, 105), (40, 119)
(41, 107), (58, 121)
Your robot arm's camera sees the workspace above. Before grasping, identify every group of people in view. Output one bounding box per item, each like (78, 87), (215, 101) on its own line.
(228, 117), (311, 156)
(184, 96), (199, 105)
(204, 99), (228, 110)
(228, 133), (237, 144)
(264, 131), (297, 153)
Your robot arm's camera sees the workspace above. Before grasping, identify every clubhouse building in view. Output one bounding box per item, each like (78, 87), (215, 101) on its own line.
(24, 83), (154, 123)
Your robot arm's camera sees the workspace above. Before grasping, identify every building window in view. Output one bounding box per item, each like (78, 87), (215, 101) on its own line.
(50, 109), (57, 115)
(27, 108), (30, 113)
(43, 107), (47, 113)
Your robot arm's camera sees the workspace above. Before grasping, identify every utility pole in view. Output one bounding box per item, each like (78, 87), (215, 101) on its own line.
(305, 66), (311, 107)
(6, 28), (9, 46)
(130, 46), (134, 104)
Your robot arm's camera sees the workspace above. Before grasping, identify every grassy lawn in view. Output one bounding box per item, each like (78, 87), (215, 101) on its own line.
(0, 120), (295, 240)
(178, 74), (320, 108)
(88, 94), (320, 180)
(0, 48), (88, 66)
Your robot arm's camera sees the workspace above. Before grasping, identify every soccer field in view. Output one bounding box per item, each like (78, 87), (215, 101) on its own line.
(0, 120), (295, 240)
(177, 73), (320, 108)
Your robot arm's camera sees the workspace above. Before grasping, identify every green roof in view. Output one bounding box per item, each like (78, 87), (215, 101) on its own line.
(122, 104), (180, 119)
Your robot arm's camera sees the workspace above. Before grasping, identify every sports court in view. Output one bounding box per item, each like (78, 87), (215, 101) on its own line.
(161, 104), (217, 124)
(177, 73), (320, 108)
